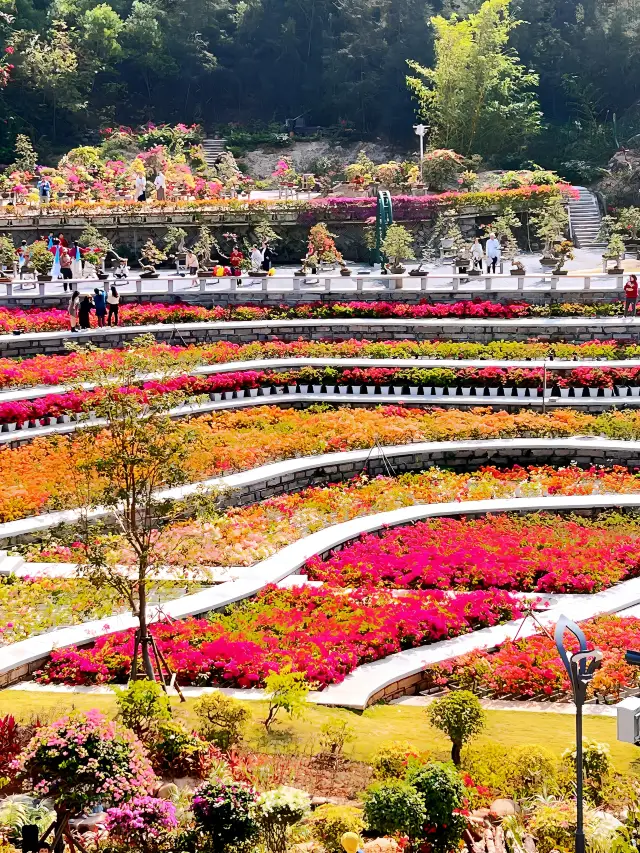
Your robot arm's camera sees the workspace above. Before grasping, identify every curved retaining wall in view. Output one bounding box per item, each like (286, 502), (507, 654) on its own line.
(4, 492), (640, 701)
(3, 316), (640, 357)
(4, 436), (640, 544)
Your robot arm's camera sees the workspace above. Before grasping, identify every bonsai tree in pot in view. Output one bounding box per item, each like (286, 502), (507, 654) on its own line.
(531, 197), (568, 267)
(29, 240), (54, 281)
(552, 239), (574, 274)
(192, 225), (215, 271)
(603, 234), (625, 274)
(305, 223), (342, 269)
(139, 238), (167, 277)
(0, 234), (15, 280)
(381, 223), (416, 273)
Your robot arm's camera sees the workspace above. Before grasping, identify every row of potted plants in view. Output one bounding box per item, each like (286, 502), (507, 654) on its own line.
(2, 404), (640, 524)
(6, 338), (640, 390)
(0, 299), (633, 334)
(19, 463), (640, 570)
(6, 366), (640, 428)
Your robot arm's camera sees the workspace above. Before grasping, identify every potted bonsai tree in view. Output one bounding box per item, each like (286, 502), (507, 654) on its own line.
(603, 234), (625, 274)
(192, 226), (215, 274)
(29, 240), (54, 281)
(552, 239), (574, 274)
(531, 197), (568, 268)
(0, 234), (15, 281)
(139, 238), (167, 278)
(381, 223), (415, 274)
(305, 223), (342, 270)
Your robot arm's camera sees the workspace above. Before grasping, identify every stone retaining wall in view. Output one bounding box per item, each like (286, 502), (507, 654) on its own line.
(3, 318), (638, 358)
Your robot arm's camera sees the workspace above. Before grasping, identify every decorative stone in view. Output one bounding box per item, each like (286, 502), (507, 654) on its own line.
(490, 798), (520, 818)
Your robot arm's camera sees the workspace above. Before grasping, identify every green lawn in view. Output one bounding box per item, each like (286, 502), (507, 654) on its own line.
(4, 690), (640, 775)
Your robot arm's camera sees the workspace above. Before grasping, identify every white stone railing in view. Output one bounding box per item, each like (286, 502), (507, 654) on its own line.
(0, 271), (632, 301)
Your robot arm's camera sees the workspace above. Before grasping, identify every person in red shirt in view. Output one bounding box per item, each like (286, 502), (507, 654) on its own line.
(624, 274), (638, 317)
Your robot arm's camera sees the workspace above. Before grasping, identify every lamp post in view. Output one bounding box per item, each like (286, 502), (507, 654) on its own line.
(413, 124), (428, 173)
(554, 615), (602, 853)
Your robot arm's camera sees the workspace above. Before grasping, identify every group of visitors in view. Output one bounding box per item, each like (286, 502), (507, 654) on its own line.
(469, 234), (502, 273)
(68, 285), (120, 331)
(135, 171), (166, 202)
(250, 240), (275, 272)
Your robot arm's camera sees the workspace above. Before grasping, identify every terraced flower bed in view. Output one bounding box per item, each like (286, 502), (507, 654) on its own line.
(423, 614), (640, 702)
(0, 299), (632, 334)
(0, 405), (626, 523)
(0, 575), (197, 646)
(4, 339), (640, 390)
(305, 513), (640, 594)
(20, 465), (640, 569)
(34, 585), (521, 687)
(7, 366), (640, 427)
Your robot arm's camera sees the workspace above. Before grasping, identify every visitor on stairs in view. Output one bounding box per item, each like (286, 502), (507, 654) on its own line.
(485, 233), (501, 274)
(624, 274), (638, 317)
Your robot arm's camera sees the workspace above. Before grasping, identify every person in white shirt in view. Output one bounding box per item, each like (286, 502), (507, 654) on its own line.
(135, 174), (147, 202)
(485, 232), (501, 274)
(250, 245), (264, 271)
(470, 237), (484, 270)
(185, 249), (199, 275)
(154, 171), (166, 201)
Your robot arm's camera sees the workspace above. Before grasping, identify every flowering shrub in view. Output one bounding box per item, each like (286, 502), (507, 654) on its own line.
(306, 513), (640, 594)
(423, 615), (640, 701)
(258, 786), (311, 853)
(104, 796), (177, 853)
(4, 338), (639, 391)
(36, 585), (521, 687)
(2, 405), (630, 524)
(13, 709), (156, 813)
(191, 779), (260, 850)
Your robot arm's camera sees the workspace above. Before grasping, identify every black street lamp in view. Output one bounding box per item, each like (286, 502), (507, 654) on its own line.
(554, 615), (602, 853)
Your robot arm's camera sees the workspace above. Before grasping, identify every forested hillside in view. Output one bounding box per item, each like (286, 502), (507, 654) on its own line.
(0, 0), (638, 168)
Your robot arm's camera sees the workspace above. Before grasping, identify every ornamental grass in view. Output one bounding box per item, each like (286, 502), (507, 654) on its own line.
(2, 405), (640, 523)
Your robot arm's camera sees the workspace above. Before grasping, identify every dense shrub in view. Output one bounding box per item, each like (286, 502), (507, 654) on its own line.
(194, 691), (249, 750)
(191, 779), (260, 851)
(309, 805), (366, 853)
(406, 762), (467, 853)
(362, 780), (426, 839)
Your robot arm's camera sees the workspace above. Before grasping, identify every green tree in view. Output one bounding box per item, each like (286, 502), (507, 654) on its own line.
(426, 690), (485, 766)
(407, 0), (541, 160)
(263, 667), (309, 731)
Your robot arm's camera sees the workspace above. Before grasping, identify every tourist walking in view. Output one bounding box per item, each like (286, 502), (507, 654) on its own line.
(250, 245), (264, 271)
(185, 248), (199, 275)
(261, 240), (275, 272)
(154, 170), (166, 201)
(93, 287), (107, 327)
(68, 290), (80, 332)
(60, 247), (73, 291)
(78, 294), (93, 329)
(107, 286), (120, 326)
(624, 274), (639, 317)
(471, 238), (484, 271)
(485, 232), (501, 274)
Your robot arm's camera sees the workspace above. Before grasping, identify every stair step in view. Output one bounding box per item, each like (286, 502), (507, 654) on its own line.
(0, 554), (25, 576)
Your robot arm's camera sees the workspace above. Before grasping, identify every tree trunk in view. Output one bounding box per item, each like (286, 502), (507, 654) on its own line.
(452, 740), (461, 766)
(137, 584), (155, 680)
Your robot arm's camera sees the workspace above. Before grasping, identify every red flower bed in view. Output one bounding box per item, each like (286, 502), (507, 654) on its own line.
(423, 615), (640, 700)
(35, 585), (520, 688)
(305, 514), (640, 594)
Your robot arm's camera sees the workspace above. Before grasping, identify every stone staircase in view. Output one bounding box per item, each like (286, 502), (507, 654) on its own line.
(202, 138), (227, 168)
(0, 549), (25, 576)
(568, 186), (605, 249)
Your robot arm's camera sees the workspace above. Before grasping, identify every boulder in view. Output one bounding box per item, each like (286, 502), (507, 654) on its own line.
(490, 799), (520, 818)
(156, 782), (179, 801)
